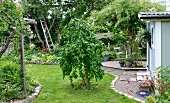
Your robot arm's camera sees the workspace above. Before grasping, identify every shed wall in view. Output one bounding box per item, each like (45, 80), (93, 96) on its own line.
(161, 21), (170, 68)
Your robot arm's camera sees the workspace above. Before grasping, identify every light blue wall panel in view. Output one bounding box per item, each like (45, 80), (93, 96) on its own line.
(161, 22), (170, 68)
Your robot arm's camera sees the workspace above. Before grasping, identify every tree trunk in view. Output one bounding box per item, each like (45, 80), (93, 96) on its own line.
(55, 19), (61, 45)
(48, 16), (56, 32)
(57, 32), (61, 45)
(85, 70), (89, 85)
(55, 29), (61, 45)
(34, 24), (45, 49)
(128, 28), (132, 56)
(91, 0), (94, 10)
(0, 31), (15, 58)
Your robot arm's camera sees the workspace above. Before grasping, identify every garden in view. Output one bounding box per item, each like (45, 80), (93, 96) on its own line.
(0, 0), (170, 103)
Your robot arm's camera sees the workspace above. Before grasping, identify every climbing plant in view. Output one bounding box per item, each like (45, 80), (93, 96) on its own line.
(60, 19), (104, 88)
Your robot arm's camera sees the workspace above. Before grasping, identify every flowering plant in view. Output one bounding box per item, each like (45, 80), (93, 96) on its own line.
(125, 66), (170, 102)
(146, 66), (170, 103)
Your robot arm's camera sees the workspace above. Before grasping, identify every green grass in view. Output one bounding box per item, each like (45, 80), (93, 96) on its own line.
(26, 64), (139, 103)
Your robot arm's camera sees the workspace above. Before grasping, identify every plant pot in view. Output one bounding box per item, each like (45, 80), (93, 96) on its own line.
(104, 56), (109, 62)
(119, 63), (124, 67)
(125, 62), (131, 67)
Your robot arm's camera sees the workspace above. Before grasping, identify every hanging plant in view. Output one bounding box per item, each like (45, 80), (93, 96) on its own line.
(140, 29), (151, 47)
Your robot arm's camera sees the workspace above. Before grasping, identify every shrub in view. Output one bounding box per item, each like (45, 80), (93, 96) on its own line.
(60, 19), (104, 88)
(0, 61), (38, 102)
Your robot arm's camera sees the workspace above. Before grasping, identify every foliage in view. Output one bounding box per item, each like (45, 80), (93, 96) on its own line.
(0, 0), (27, 36)
(109, 51), (117, 59)
(25, 51), (58, 63)
(0, 60), (38, 102)
(131, 40), (142, 63)
(101, 50), (116, 59)
(103, 0), (163, 32)
(21, 0), (110, 46)
(140, 29), (151, 47)
(88, 0), (164, 56)
(27, 64), (138, 103)
(0, 0), (31, 57)
(60, 19), (104, 87)
(145, 66), (170, 103)
(119, 59), (125, 64)
(155, 66), (170, 102)
(102, 51), (110, 57)
(125, 57), (133, 63)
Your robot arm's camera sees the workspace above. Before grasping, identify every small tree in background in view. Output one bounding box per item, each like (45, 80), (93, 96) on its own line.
(60, 19), (104, 88)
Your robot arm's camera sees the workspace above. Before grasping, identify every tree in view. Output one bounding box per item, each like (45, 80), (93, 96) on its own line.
(21, 0), (60, 47)
(59, 19), (104, 87)
(21, 0), (110, 47)
(89, 0), (164, 55)
(113, 0), (164, 55)
(0, 0), (29, 57)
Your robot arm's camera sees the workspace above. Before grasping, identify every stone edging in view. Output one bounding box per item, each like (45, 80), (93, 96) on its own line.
(12, 85), (42, 103)
(110, 74), (145, 103)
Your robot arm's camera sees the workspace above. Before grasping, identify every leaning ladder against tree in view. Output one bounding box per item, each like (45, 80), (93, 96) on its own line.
(40, 20), (54, 50)
(24, 18), (45, 49)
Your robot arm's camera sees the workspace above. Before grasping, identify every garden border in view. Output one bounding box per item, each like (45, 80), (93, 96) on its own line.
(11, 84), (42, 103)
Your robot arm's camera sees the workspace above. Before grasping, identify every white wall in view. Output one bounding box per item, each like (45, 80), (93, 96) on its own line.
(155, 22), (162, 68)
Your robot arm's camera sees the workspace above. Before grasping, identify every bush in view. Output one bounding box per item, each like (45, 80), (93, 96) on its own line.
(0, 61), (38, 102)
(60, 19), (104, 88)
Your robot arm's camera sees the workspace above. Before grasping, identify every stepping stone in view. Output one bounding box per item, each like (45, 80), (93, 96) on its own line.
(137, 71), (150, 76)
(130, 78), (137, 82)
(137, 76), (151, 81)
(123, 71), (137, 75)
(137, 71), (151, 81)
(120, 77), (127, 81)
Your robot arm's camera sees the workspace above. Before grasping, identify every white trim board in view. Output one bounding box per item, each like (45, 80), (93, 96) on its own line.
(155, 21), (162, 68)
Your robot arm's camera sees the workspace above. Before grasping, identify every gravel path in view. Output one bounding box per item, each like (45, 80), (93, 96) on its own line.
(102, 61), (147, 102)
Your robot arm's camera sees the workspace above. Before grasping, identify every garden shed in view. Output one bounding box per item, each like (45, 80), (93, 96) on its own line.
(138, 12), (170, 72)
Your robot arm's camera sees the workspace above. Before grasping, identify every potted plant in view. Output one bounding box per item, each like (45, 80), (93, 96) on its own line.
(119, 59), (125, 67)
(125, 57), (133, 67)
(102, 51), (110, 62)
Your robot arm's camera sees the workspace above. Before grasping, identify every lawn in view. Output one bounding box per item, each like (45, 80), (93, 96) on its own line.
(26, 64), (139, 103)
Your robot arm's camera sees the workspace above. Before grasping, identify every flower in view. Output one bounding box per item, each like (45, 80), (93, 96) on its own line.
(30, 44), (35, 49)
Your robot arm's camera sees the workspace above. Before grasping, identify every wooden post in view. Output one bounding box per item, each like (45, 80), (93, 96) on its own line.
(21, 34), (27, 94)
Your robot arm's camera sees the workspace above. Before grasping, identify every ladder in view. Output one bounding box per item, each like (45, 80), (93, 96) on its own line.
(40, 20), (54, 50)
